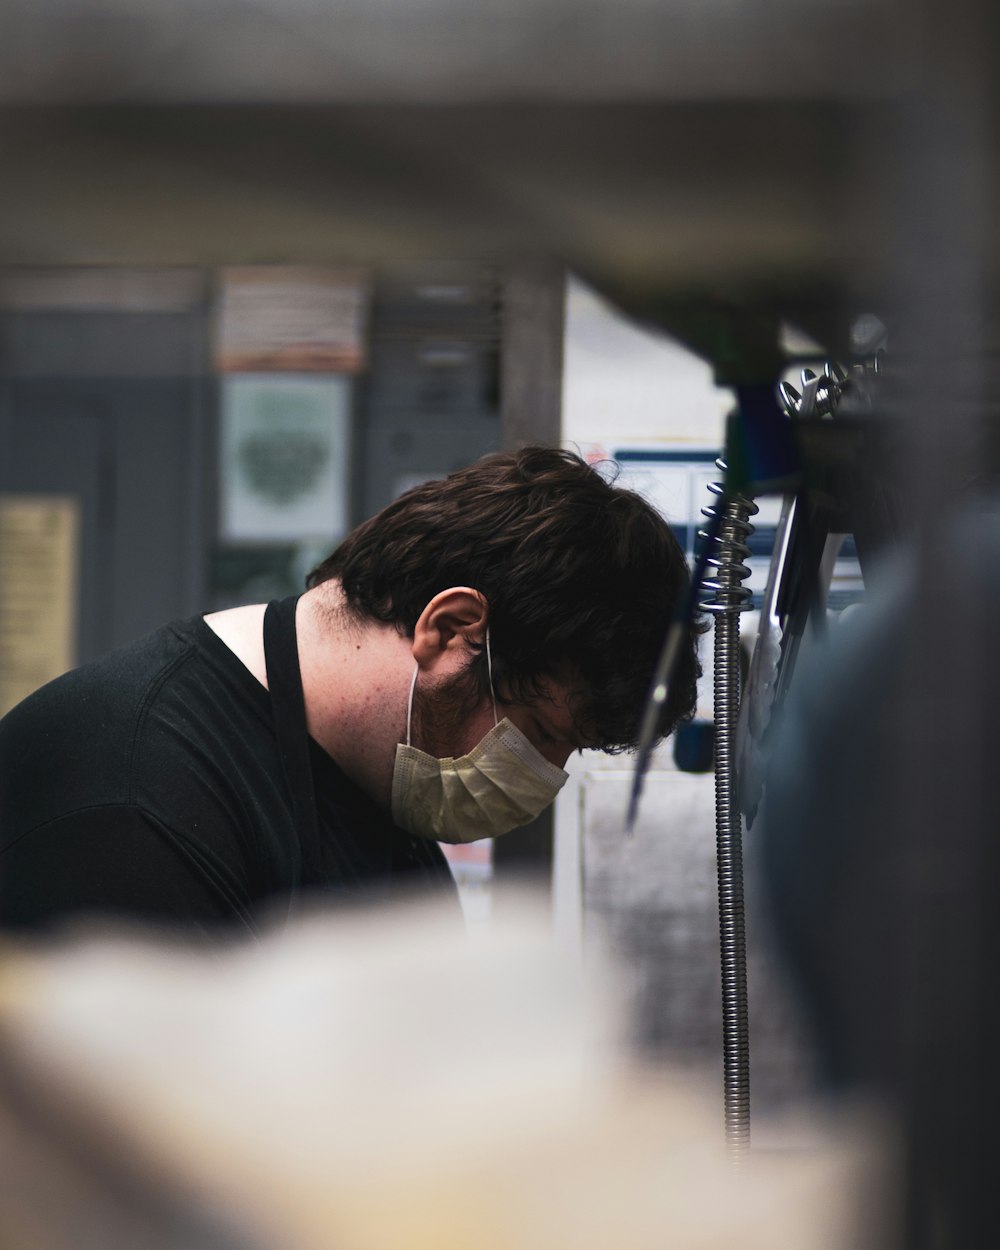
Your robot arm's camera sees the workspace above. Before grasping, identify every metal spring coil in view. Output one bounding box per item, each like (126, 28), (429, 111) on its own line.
(698, 480), (757, 617)
(699, 462), (757, 1161)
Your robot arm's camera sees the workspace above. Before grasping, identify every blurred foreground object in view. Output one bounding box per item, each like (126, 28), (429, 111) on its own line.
(0, 0), (943, 360)
(761, 500), (1000, 1248)
(0, 896), (884, 1250)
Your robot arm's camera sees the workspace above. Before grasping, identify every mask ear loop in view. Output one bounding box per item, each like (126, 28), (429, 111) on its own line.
(485, 627), (499, 726)
(409, 629), (497, 746)
(406, 663), (419, 747)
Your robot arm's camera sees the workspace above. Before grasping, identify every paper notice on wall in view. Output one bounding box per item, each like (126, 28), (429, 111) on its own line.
(0, 496), (79, 716)
(215, 267), (369, 374)
(220, 376), (351, 543)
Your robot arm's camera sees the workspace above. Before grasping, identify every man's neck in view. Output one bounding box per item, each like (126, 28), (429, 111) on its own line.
(296, 585), (410, 806)
(205, 584), (409, 810)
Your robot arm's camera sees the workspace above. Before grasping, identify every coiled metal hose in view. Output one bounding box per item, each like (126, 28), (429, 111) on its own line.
(699, 468), (757, 1162)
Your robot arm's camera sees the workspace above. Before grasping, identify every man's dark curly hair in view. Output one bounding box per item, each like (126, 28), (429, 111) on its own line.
(307, 446), (700, 753)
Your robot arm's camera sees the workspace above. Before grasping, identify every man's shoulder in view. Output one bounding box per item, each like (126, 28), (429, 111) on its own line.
(0, 616), (212, 840)
(2, 616), (200, 733)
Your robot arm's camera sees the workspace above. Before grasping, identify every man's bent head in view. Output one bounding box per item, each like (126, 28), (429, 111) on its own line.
(308, 447), (701, 753)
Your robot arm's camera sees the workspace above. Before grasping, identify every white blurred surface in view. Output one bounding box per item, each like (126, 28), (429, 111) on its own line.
(0, 896), (884, 1250)
(562, 278), (731, 453)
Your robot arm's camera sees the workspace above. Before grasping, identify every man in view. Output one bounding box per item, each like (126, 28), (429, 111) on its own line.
(0, 447), (699, 935)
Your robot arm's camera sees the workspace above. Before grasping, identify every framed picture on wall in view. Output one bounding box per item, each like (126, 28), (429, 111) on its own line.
(220, 375), (351, 544)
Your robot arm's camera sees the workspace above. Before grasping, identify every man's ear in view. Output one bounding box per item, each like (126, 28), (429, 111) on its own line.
(411, 588), (488, 672)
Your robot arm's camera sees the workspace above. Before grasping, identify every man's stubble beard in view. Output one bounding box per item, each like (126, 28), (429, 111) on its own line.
(410, 662), (486, 761)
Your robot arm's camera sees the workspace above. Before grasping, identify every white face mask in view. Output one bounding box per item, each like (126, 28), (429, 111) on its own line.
(391, 635), (569, 844)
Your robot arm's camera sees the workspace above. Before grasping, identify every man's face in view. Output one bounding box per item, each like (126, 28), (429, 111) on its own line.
(411, 664), (584, 769)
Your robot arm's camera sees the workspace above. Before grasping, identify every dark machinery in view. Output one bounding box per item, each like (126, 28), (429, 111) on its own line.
(629, 341), (899, 1159)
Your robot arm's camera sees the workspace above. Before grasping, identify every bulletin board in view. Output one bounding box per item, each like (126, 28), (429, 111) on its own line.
(0, 495), (79, 715)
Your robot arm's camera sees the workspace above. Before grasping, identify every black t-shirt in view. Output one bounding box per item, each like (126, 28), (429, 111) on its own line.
(0, 612), (456, 936)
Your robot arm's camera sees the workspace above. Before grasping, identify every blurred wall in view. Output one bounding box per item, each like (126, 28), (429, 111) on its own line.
(0, 268), (213, 680)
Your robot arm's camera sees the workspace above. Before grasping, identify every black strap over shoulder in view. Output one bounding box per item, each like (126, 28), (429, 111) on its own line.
(263, 596), (321, 880)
